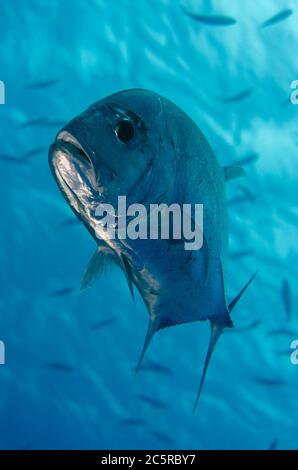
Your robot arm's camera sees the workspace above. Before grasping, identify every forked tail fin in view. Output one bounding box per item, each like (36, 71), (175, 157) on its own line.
(193, 270), (259, 411)
(135, 321), (157, 375)
(193, 322), (224, 412)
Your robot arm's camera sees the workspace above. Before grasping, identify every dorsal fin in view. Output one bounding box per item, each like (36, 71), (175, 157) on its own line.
(229, 270), (259, 312)
(223, 165), (246, 181)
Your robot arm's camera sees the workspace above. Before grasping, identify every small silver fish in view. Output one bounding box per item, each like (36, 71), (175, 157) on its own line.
(234, 153), (259, 166)
(49, 287), (75, 297)
(255, 377), (286, 387)
(229, 249), (252, 260)
(266, 328), (296, 338)
(90, 317), (118, 330)
(261, 9), (293, 29)
(226, 320), (260, 333)
(18, 117), (48, 129)
(25, 78), (60, 89)
(220, 88), (253, 103)
(44, 362), (74, 372)
(181, 6), (237, 26)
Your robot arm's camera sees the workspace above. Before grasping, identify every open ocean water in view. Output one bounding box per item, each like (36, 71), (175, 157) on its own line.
(0, 0), (297, 450)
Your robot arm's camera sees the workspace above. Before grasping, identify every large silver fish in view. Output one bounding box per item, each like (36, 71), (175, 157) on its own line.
(49, 89), (256, 410)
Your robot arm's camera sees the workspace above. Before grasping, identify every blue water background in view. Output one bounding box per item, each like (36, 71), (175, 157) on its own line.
(0, 0), (297, 450)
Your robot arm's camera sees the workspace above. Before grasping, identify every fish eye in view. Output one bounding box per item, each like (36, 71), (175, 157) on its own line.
(115, 119), (135, 143)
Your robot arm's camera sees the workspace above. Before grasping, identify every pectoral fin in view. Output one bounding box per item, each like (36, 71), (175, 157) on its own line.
(80, 245), (116, 290)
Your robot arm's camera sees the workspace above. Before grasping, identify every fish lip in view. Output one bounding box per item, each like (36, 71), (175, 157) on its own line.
(48, 140), (100, 240)
(55, 129), (117, 187)
(56, 130), (93, 166)
(48, 141), (83, 207)
(49, 127), (97, 202)
(49, 129), (99, 199)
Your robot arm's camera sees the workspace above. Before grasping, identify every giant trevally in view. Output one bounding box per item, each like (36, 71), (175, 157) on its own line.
(48, 89), (256, 410)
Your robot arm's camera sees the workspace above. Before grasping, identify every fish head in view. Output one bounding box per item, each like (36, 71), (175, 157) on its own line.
(49, 89), (178, 242)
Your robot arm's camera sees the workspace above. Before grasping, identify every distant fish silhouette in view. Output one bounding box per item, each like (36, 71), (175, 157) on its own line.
(274, 348), (290, 357)
(281, 96), (292, 108)
(221, 88), (253, 103)
(255, 377), (286, 387)
(0, 147), (46, 164)
(261, 9), (293, 29)
(138, 359), (172, 376)
(44, 362), (74, 372)
(226, 320), (260, 333)
(281, 279), (291, 320)
(119, 418), (145, 427)
(238, 186), (256, 202)
(58, 218), (81, 228)
(18, 118), (47, 129)
(24, 147), (46, 159)
(229, 187), (255, 206)
(90, 317), (118, 330)
(268, 439), (278, 450)
(25, 78), (60, 89)
(42, 120), (66, 128)
(181, 7), (237, 26)
(49, 287), (75, 297)
(0, 155), (27, 164)
(18, 442), (34, 450)
(150, 431), (173, 446)
(229, 249), (252, 260)
(234, 153), (259, 166)
(138, 394), (165, 409)
(228, 185), (256, 207)
(228, 195), (248, 206)
(266, 328), (296, 338)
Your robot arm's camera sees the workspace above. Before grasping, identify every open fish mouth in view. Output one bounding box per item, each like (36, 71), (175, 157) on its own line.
(56, 130), (94, 166)
(48, 131), (101, 226)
